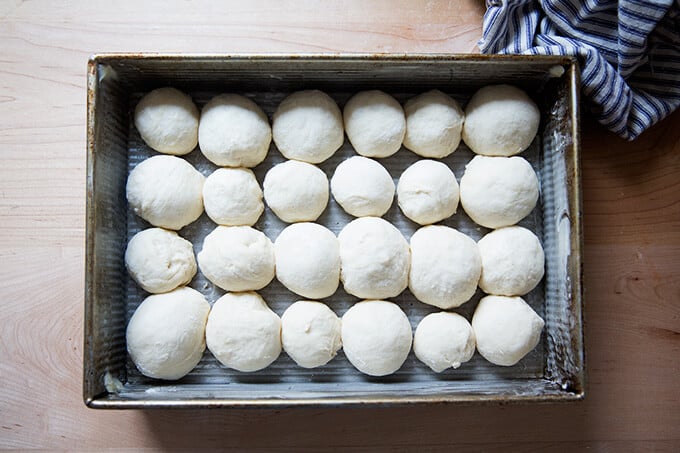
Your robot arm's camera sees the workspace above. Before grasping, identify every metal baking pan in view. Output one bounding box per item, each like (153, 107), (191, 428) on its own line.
(85, 54), (584, 408)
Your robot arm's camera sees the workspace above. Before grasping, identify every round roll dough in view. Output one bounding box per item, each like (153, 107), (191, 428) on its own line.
(459, 155), (539, 229)
(281, 301), (342, 368)
(409, 226), (481, 309)
(263, 160), (329, 223)
(414, 312), (476, 372)
(397, 160), (459, 225)
(472, 295), (545, 366)
(338, 217), (410, 299)
(197, 226), (275, 291)
(134, 87), (199, 155)
(126, 286), (210, 380)
(343, 90), (405, 158)
(272, 90), (344, 163)
(462, 84), (540, 156)
(478, 226), (545, 296)
(125, 228), (197, 294)
(275, 223), (340, 299)
(198, 94), (271, 167)
(330, 156), (395, 217)
(403, 90), (464, 158)
(206, 292), (281, 372)
(341, 300), (412, 376)
(203, 168), (263, 226)
(126, 155), (205, 230)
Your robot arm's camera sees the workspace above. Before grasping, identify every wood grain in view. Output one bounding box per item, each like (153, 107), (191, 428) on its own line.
(1, 0), (679, 450)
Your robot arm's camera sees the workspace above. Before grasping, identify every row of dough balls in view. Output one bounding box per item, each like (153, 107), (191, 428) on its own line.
(127, 288), (544, 379)
(126, 220), (545, 307)
(134, 85), (540, 163)
(126, 153), (539, 231)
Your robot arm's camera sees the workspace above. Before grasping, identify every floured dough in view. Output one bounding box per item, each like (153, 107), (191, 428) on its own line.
(272, 90), (344, 163)
(478, 226), (545, 296)
(341, 300), (412, 376)
(459, 155), (539, 228)
(414, 312), (476, 372)
(472, 295), (545, 366)
(198, 94), (271, 167)
(203, 167), (263, 226)
(343, 90), (405, 158)
(125, 228), (197, 294)
(330, 156), (395, 217)
(281, 300), (342, 368)
(126, 155), (205, 230)
(206, 292), (281, 372)
(126, 286), (210, 380)
(134, 87), (199, 155)
(397, 159), (459, 225)
(403, 90), (464, 158)
(263, 160), (329, 223)
(274, 223), (340, 299)
(338, 217), (410, 299)
(197, 226), (275, 291)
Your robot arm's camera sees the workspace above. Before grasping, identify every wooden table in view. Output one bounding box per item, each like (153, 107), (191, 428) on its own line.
(2, 1), (678, 450)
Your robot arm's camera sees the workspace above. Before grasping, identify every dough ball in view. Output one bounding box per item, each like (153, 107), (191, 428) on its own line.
(459, 155), (539, 228)
(414, 312), (476, 372)
(478, 226), (545, 296)
(126, 286), (210, 380)
(403, 90), (464, 158)
(198, 94), (271, 167)
(281, 301), (342, 368)
(134, 87), (199, 155)
(206, 292), (281, 372)
(472, 295), (545, 366)
(409, 226), (481, 309)
(462, 84), (540, 156)
(343, 90), (405, 158)
(341, 300), (412, 376)
(330, 156), (395, 217)
(275, 223), (340, 299)
(203, 168), (263, 226)
(272, 90), (344, 163)
(263, 160), (329, 223)
(125, 228), (197, 294)
(126, 155), (205, 230)
(197, 226), (275, 291)
(397, 160), (459, 225)
(338, 217), (410, 299)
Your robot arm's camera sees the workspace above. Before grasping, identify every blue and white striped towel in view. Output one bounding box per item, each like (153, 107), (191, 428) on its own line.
(479, 0), (680, 140)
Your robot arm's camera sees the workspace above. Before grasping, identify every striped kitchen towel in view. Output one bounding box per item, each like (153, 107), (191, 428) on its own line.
(479, 0), (680, 140)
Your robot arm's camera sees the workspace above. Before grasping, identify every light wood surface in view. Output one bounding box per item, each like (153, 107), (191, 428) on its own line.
(1, 0), (678, 450)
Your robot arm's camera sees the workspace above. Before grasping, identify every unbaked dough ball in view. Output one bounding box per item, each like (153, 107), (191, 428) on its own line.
(409, 226), (481, 309)
(414, 312), (476, 372)
(263, 160), (329, 223)
(203, 168), (263, 226)
(272, 90), (344, 163)
(343, 90), (405, 158)
(338, 217), (410, 299)
(403, 90), (464, 158)
(197, 226), (275, 291)
(274, 223), (340, 299)
(198, 94), (271, 167)
(206, 292), (281, 372)
(472, 295), (545, 366)
(281, 301), (342, 368)
(397, 160), (459, 225)
(462, 84), (540, 156)
(126, 155), (205, 230)
(478, 226), (544, 296)
(134, 87), (199, 155)
(341, 300), (412, 376)
(125, 228), (197, 294)
(459, 155), (539, 229)
(330, 156), (395, 217)
(126, 286), (210, 380)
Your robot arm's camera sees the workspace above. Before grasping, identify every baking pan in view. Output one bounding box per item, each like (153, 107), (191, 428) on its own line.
(85, 54), (583, 408)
